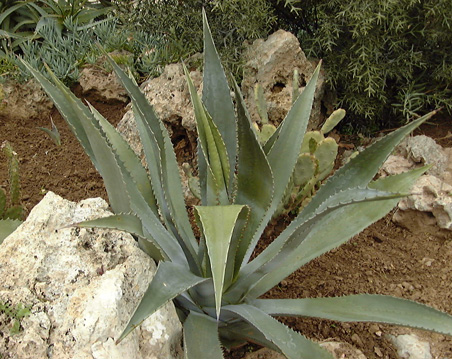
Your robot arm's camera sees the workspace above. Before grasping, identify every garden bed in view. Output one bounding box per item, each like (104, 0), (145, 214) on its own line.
(1, 90), (452, 359)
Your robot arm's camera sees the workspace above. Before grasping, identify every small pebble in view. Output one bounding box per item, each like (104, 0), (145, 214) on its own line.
(374, 346), (383, 357)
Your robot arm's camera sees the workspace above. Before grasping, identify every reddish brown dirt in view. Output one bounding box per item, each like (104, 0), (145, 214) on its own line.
(1, 87), (452, 359)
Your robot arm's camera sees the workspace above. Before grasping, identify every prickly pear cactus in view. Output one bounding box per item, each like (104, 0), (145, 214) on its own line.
(251, 80), (346, 216)
(275, 109), (346, 216)
(252, 83), (278, 144)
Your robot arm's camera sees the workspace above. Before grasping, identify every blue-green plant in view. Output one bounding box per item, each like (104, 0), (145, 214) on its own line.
(38, 117), (61, 146)
(13, 17), (94, 83)
(0, 141), (23, 243)
(22, 11), (452, 359)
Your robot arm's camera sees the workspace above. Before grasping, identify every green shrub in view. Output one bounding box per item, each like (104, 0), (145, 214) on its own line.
(295, 0), (452, 132)
(113, 0), (278, 75)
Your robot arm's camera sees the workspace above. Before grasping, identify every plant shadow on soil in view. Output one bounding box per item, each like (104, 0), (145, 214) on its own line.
(1, 89), (452, 359)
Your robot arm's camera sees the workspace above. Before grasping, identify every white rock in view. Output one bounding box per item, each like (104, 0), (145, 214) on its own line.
(388, 334), (432, 359)
(241, 30), (326, 130)
(79, 66), (129, 103)
(320, 341), (368, 359)
(395, 175), (452, 230)
(0, 80), (53, 121)
(0, 192), (182, 359)
(380, 155), (415, 177)
(404, 135), (447, 177)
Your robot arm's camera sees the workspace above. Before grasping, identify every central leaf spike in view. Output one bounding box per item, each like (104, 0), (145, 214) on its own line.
(195, 205), (246, 319)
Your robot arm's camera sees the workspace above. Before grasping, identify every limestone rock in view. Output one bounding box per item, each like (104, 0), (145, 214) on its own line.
(380, 138), (452, 232)
(0, 192), (182, 359)
(79, 67), (128, 103)
(0, 80), (53, 121)
(379, 155), (415, 177)
(394, 175), (452, 230)
(388, 334), (432, 359)
(400, 135), (447, 178)
(320, 341), (368, 359)
(241, 29), (326, 130)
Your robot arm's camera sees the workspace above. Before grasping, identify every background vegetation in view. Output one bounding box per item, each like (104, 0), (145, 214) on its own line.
(294, 0), (452, 132)
(1, 0), (451, 131)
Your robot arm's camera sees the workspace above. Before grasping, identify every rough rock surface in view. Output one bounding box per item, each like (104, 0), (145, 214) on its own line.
(241, 29), (326, 130)
(78, 51), (132, 103)
(388, 334), (432, 359)
(0, 192), (182, 359)
(320, 341), (368, 359)
(394, 175), (452, 230)
(380, 136), (452, 231)
(399, 135), (448, 177)
(79, 65), (129, 103)
(0, 80), (53, 121)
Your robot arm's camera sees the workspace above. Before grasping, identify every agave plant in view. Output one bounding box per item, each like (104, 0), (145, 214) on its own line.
(22, 11), (452, 359)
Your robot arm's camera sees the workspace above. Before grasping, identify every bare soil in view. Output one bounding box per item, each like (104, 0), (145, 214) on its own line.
(1, 87), (452, 359)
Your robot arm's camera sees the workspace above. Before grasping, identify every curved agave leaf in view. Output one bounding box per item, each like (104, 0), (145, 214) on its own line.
(241, 186), (408, 277)
(104, 54), (199, 271)
(242, 63), (321, 265)
(185, 64), (230, 205)
(245, 167), (427, 299)
(183, 311), (224, 359)
(225, 186), (409, 302)
(133, 107), (199, 269)
(300, 111), (436, 218)
(219, 320), (280, 352)
(23, 58), (190, 266)
(223, 304), (334, 359)
(21, 61), (131, 214)
(112, 148), (191, 267)
(233, 80), (274, 274)
(263, 112), (436, 259)
(201, 9), (237, 193)
(89, 104), (158, 214)
(195, 205), (246, 318)
(224, 205), (250, 287)
(252, 294), (452, 336)
(117, 261), (208, 344)
(74, 214), (164, 261)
